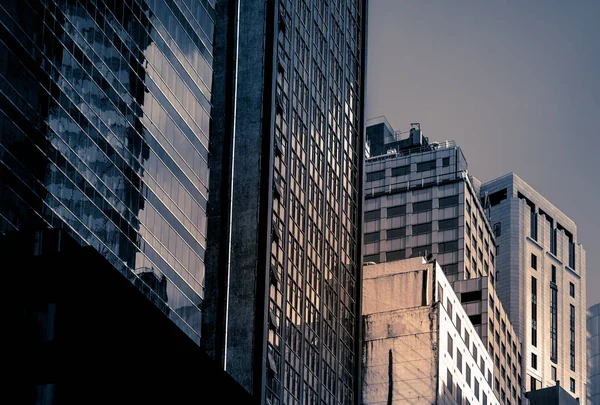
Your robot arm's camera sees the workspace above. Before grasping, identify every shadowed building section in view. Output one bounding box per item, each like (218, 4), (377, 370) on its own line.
(589, 304), (600, 405)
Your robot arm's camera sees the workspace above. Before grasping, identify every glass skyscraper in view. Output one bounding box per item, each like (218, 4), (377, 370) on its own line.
(201, 0), (367, 403)
(0, 0), (214, 343)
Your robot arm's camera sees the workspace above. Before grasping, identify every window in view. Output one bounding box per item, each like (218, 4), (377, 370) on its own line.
(438, 217), (459, 230)
(466, 365), (471, 387)
(551, 281), (558, 362)
(364, 232), (380, 243)
(474, 379), (480, 402)
(551, 366), (557, 382)
(570, 304), (576, 371)
(443, 263), (459, 275)
(465, 331), (470, 349)
(388, 205), (406, 217)
(501, 320), (506, 333)
(413, 222), (432, 235)
(456, 316), (462, 336)
(366, 170), (385, 182)
(456, 385), (463, 405)
(531, 253), (537, 270)
(461, 290), (482, 303)
(447, 299), (453, 320)
(363, 254), (380, 263)
(551, 265), (556, 283)
(442, 157), (450, 167)
(468, 314), (482, 326)
(483, 393), (487, 405)
(413, 200), (432, 213)
(439, 195), (459, 208)
(532, 276), (538, 347)
(570, 282), (575, 297)
(457, 350), (463, 374)
(473, 345), (478, 361)
(417, 160), (436, 172)
(438, 284), (444, 303)
(570, 378), (575, 393)
(531, 353), (537, 369)
(447, 369), (453, 394)
(365, 210), (380, 222)
(438, 240), (459, 253)
(411, 245), (432, 258)
(386, 249), (406, 261)
(493, 222), (501, 237)
(489, 188), (507, 206)
(391, 165), (410, 176)
(530, 376), (537, 391)
(386, 227), (406, 239)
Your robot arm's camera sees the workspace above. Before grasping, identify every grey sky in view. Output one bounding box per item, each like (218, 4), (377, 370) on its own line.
(366, 0), (600, 306)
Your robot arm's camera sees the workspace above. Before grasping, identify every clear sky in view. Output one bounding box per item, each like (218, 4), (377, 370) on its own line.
(366, 0), (600, 307)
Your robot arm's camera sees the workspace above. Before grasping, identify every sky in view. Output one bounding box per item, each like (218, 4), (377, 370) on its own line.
(366, 0), (600, 307)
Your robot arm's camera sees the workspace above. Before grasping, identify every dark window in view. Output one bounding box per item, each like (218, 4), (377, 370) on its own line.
(570, 378), (575, 393)
(531, 353), (537, 369)
(413, 222), (432, 235)
(447, 299), (453, 320)
(413, 200), (432, 213)
(468, 314), (482, 325)
(364, 232), (380, 243)
(443, 263), (458, 275)
(442, 157), (450, 167)
(551, 281), (558, 362)
(365, 210), (380, 222)
(366, 170), (385, 182)
(363, 254), (380, 264)
(532, 276), (538, 347)
(551, 366), (557, 381)
(483, 393), (487, 405)
(387, 205), (406, 217)
(439, 195), (459, 208)
(461, 290), (482, 303)
(386, 227), (406, 239)
(474, 379), (480, 402)
(530, 376), (537, 391)
(457, 350), (463, 373)
(570, 282), (575, 297)
(448, 369), (453, 394)
(439, 217), (458, 230)
(570, 304), (576, 371)
(448, 332), (454, 358)
(438, 240), (458, 253)
(456, 385), (462, 405)
(391, 165), (410, 176)
(411, 245), (432, 258)
(466, 365), (471, 387)
(489, 188), (507, 207)
(551, 265), (557, 283)
(386, 249), (406, 261)
(531, 253), (537, 270)
(417, 160), (436, 172)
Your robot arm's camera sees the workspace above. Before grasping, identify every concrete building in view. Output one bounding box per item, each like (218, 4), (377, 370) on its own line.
(481, 174), (587, 402)
(364, 118), (524, 404)
(588, 304), (600, 405)
(362, 257), (498, 405)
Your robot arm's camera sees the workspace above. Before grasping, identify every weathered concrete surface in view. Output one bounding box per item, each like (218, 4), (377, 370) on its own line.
(362, 306), (439, 405)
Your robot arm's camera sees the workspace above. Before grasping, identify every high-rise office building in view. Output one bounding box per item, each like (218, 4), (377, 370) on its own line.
(589, 303), (600, 405)
(0, 0), (214, 343)
(481, 174), (587, 402)
(363, 117), (524, 405)
(200, 1), (367, 404)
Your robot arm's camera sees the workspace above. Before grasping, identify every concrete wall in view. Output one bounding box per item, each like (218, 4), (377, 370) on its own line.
(362, 306), (439, 405)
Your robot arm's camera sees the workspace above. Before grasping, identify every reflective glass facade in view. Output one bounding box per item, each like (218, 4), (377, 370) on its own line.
(0, 0), (214, 343)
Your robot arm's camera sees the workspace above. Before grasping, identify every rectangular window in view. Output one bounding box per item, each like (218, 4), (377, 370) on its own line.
(364, 231), (380, 243)
(531, 353), (537, 369)
(413, 200), (432, 213)
(387, 205), (407, 217)
(465, 331), (470, 350)
(417, 160), (436, 172)
(411, 245), (432, 258)
(438, 217), (459, 230)
(443, 263), (458, 275)
(461, 290), (482, 303)
(531, 253), (537, 270)
(448, 369), (453, 394)
(442, 157), (450, 167)
(551, 265), (557, 283)
(570, 304), (576, 371)
(366, 170), (385, 182)
(550, 282), (558, 362)
(551, 366), (557, 382)
(413, 222), (432, 235)
(386, 249), (406, 261)
(493, 222), (501, 237)
(456, 385), (462, 405)
(570, 282), (575, 297)
(448, 332), (453, 358)
(474, 379), (480, 402)
(439, 195), (459, 208)
(391, 165), (410, 176)
(386, 227), (406, 239)
(457, 350), (463, 374)
(570, 378), (575, 393)
(466, 365), (471, 387)
(363, 254), (380, 264)
(532, 276), (538, 347)
(365, 210), (380, 222)
(456, 316), (462, 335)
(530, 376), (537, 391)
(483, 393), (487, 405)
(438, 240), (459, 253)
(447, 299), (453, 321)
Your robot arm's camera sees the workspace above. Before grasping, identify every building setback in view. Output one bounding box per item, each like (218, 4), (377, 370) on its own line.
(362, 257), (498, 405)
(201, 0), (367, 403)
(481, 174), (587, 402)
(363, 117), (524, 405)
(588, 303), (600, 405)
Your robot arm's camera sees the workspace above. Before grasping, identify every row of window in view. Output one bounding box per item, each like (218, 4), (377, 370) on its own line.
(365, 156), (453, 182)
(364, 196), (460, 222)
